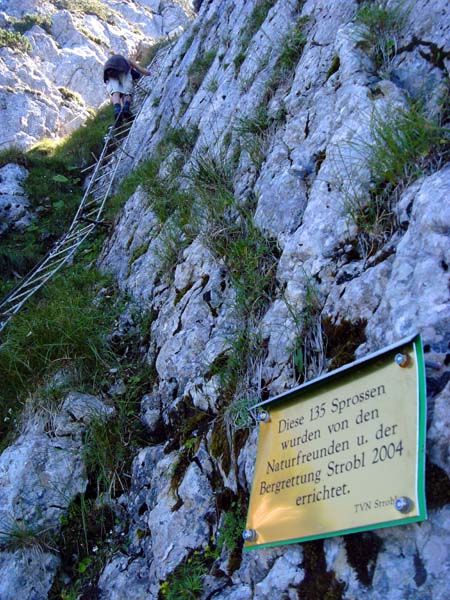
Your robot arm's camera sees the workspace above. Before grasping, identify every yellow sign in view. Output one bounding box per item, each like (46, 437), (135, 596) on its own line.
(245, 335), (427, 549)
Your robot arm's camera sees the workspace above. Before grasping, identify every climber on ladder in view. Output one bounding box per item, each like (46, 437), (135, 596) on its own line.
(103, 53), (151, 125)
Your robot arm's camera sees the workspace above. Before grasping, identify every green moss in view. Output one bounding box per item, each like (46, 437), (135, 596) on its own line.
(174, 282), (195, 306)
(58, 87), (83, 103)
(326, 55), (340, 80)
(127, 239), (151, 276)
(210, 419), (231, 475)
(170, 447), (192, 499)
(322, 317), (367, 370)
(344, 531), (383, 587)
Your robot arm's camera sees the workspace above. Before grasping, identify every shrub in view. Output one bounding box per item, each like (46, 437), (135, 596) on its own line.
(0, 30), (32, 53)
(50, 0), (115, 24)
(13, 14), (52, 34)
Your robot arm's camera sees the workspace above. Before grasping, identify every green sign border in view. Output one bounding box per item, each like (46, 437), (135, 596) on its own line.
(244, 333), (427, 551)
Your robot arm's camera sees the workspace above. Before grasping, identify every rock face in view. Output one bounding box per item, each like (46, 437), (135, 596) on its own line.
(0, 0), (194, 148)
(1, 0), (450, 598)
(0, 392), (113, 600)
(0, 163), (32, 235)
(97, 0), (450, 597)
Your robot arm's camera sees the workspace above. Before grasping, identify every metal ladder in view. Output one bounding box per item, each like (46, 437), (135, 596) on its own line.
(0, 47), (170, 334)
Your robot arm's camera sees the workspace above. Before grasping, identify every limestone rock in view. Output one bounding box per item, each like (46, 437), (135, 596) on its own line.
(0, 163), (32, 235)
(2, 0), (450, 597)
(428, 381), (450, 478)
(0, 391), (114, 597)
(360, 165), (450, 355)
(0, 551), (60, 600)
(325, 506), (450, 600)
(98, 554), (151, 600)
(53, 390), (115, 435)
(0, 0), (194, 149)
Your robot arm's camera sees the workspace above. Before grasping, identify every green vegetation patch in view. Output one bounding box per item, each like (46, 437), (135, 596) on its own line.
(234, 104), (275, 170)
(0, 263), (118, 447)
(187, 50), (217, 94)
(160, 555), (207, 600)
(0, 515), (57, 554)
(0, 30), (32, 53)
(217, 499), (246, 555)
(186, 150), (278, 414)
(277, 15), (308, 72)
(233, 0), (276, 76)
(364, 103), (449, 188)
(50, 0), (115, 24)
(244, 0), (276, 47)
(49, 493), (118, 600)
(341, 100), (449, 257)
(13, 14), (52, 34)
(0, 105), (113, 291)
(355, 0), (407, 71)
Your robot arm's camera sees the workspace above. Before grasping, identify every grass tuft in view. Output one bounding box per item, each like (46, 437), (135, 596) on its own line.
(0, 516), (57, 554)
(354, 0), (407, 71)
(187, 50), (216, 94)
(340, 100), (449, 257)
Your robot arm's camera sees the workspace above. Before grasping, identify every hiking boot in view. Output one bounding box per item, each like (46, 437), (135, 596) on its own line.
(122, 109), (133, 122)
